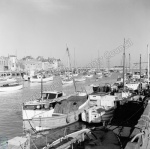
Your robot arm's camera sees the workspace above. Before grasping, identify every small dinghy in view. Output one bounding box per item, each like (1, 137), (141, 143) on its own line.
(30, 75), (53, 83)
(62, 79), (73, 85)
(74, 77), (86, 82)
(0, 83), (23, 92)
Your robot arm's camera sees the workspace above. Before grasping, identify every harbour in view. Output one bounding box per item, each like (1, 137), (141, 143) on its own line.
(0, 73), (118, 139)
(0, 0), (150, 148)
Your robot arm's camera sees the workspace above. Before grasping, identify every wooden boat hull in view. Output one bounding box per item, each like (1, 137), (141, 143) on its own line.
(23, 111), (80, 132)
(0, 84), (23, 92)
(23, 96), (89, 132)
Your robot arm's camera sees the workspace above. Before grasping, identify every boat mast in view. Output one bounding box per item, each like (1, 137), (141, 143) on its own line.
(66, 46), (71, 71)
(107, 58), (110, 71)
(148, 45), (149, 84)
(74, 48), (75, 69)
(129, 54), (130, 72)
(98, 50), (100, 72)
(123, 38), (125, 89)
(41, 75), (43, 99)
(139, 54), (141, 93)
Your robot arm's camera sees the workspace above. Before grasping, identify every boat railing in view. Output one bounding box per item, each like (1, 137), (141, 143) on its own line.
(45, 129), (90, 149)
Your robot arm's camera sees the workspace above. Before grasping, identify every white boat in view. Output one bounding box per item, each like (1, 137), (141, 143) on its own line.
(97, 72), (103, 75)
(85, 74), (93, 78)
(30, 75), (53, 83)
(22, 91), (66, 120)
(0, 83), (23, 92)
(23, 74), (30, 81)
(62, 79), (73, 85)
(74, 77), (86, 82)
(72, 73), (78, 77)
(81, 92), (117, 123)
(103, 72), (111, 77)
(23, 94), (89, 132)
(125, 82), (140, 91)
(0, 77), (17, 85)
(132, 71), (140, 79)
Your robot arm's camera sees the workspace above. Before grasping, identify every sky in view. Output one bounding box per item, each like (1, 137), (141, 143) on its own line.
(0, 0), (150, 68)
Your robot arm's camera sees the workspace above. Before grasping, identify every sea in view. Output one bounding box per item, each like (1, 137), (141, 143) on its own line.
(0, 73), (119, 142)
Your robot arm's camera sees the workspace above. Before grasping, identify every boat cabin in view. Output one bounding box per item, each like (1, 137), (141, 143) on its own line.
(23, 91), (64, 110)
(42, 91), (63, 100)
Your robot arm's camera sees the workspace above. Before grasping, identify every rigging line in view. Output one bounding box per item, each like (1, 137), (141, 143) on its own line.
(30, 137), (39, 149)
(125, 104), (146, 122)
(110, 103), (145, 131)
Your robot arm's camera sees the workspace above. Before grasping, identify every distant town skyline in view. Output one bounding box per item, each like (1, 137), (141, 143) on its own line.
(0, 0), (150, 68)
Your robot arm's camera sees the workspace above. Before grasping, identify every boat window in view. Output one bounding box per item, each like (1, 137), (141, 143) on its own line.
(58, 93), (63, 98)
(33, 76), (37, 78)
(117, 78), (121, 81)
(48, 93), (56, 99)
(42, 93), (49, 99)
(23, 105), (36, 110)
(134, 72), (140, 75)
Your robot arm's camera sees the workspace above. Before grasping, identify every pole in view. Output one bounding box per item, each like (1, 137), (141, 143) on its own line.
(41, 75), (43, 99)
(140, 54), (141, 93)
(148, 45), (149, 84)
(98, 50), (100, 71)
(123, 38), (125, 89)
(74, 48), (75, 69)
(129, 54), (130, 72)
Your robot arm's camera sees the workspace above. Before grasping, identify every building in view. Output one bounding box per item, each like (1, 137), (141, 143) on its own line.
(0, 56), (9, 71)
(8, 55), (18, 71)
(23, 59), (42, 75)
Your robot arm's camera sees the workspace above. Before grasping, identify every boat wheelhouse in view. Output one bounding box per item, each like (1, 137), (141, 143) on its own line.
(22, 91), (66, 120)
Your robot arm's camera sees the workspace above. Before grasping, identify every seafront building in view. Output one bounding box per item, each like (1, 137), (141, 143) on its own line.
(0, 55), (62, 76)
(0, 55), (18, 72)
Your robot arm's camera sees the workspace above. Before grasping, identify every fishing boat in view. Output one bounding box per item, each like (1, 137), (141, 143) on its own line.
(61, 47), (74, 85)
(22, 91), (66, 119)
(30, 75), (53, 83)
(81, 92), (117, 124)
(43, 126), (122, 149)
(23, 94), (89, 132)
(125, 81), (140, 92)
(0, 82), (23, 92)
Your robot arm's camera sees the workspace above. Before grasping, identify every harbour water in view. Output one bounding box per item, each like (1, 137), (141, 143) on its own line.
(0, 73), (119, 140)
